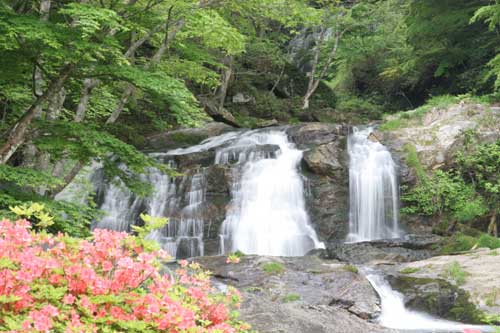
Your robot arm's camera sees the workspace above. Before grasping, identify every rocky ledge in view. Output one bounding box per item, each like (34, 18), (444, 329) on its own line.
(196, 255), (395, 333)
(384, 248), (500, 320)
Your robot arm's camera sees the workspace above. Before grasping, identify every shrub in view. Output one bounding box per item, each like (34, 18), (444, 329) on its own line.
(440, 233), (479, 254)
(401, 170), (486, 221)
(443, 261), (469, 285)
(476, 234), (500, 249)
(0, 219), (250, 333)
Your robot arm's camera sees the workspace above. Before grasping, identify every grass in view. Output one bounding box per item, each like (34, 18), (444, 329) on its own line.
(282, 293), (301, 303)
(261, 262), (285, 275)
(399, 267), (420, 274)
(485, 289), (500, 307)
(476, 234), (500, 250)
(443, 261), (469, 285)
(441, 233), (500, 255)
(342, 264), (358, 274)
(403, 143), (427, 181)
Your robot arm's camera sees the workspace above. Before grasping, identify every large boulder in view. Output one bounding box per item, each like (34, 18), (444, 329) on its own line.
(303, 140), (345, 177)
(287, 123), (347, 148)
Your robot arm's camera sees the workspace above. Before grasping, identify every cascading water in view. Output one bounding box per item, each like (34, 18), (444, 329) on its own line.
(57, 127), (323, 258)
(347, 126), (400, 242)
(364, 268), (493, 332)
(217, 131), (324, 256)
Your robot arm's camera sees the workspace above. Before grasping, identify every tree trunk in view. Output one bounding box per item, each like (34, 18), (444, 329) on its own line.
(0, 63), (75, 164)
(105, 19), (185, 124)
(488, 209), (498, 237)
(302, 27), (344, 110)
(216, 56), (233, 110)
(75, 79), (98, 122)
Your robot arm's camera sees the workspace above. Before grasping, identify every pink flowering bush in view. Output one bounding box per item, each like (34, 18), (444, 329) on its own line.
(0, 219), (251, 333)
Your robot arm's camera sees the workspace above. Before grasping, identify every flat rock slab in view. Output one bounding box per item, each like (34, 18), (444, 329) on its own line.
(196, 255), (397, 333)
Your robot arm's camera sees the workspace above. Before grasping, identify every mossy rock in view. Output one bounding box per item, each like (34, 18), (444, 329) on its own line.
(388, 275), (485, 324)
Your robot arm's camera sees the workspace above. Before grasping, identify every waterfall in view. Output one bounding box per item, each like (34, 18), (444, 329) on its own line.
(218, 130), (324, 256)
(364, 269), (493, 332)
(347, 127), (400, 242)
(57, 128), (323, 258)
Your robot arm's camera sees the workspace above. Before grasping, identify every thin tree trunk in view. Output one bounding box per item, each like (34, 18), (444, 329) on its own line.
(488, 209), (498, 237)
(216, 56), (233, 110)
(0, 63), (75, 164)
(302, 27), (344, 110)
(75, 79), (99, 122)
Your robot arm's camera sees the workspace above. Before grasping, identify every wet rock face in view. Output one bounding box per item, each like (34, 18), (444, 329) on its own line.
(195, 255), (393, 333)
(289, 123), (350, 242)
(144, 122), (235, 152)
(319, 234), (441, 264)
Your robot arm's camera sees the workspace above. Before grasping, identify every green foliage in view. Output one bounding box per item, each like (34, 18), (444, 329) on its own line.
(9, 203), (54, 229)
(476, 234), (500, 250)
(401, 144), (427, 181)
(441, 233), (479, 254)
(442, 261), (469, 285)
(0, 192), (95, 238)
(131, 213), (169, 251)
(0, 165), (62, 189)
(456, 140), (500, 206)
(440, 232), (500, 254)
(282, 293), (300, 303)
(402, 170), (486, 222)
(261, 262), (285, 275)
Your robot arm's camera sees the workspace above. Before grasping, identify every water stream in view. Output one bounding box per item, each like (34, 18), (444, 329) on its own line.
(364, 269), (493, 333)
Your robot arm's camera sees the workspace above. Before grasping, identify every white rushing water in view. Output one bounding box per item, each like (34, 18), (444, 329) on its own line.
(58, 128), (323, 258)
(364, 269), (493, 333)
(218, 130), (324, 256)
(347, 126), (401, 242)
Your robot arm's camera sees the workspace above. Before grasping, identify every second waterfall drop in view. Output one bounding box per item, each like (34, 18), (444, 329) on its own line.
(347, 127), (401, 242)
(219, 131), (324, 256)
